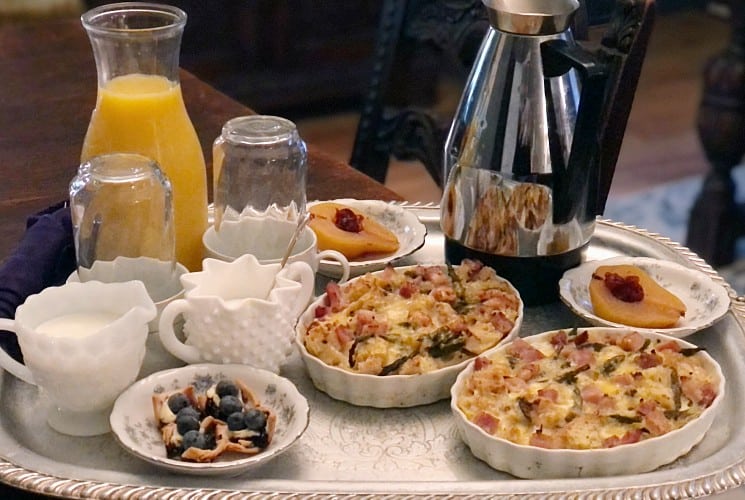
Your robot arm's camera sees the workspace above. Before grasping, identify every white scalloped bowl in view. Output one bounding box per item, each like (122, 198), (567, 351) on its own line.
(450, 327), (725, 478)
(295, 264), (523, 408)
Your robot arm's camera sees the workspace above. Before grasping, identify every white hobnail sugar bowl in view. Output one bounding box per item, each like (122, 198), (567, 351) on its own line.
(158, 254), (315, 372)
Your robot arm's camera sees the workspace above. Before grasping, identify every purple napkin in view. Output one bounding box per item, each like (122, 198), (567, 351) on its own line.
(0, 202), (76, 361)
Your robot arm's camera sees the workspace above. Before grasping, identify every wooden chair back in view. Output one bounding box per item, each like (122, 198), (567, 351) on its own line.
(349, 0), (487, 187)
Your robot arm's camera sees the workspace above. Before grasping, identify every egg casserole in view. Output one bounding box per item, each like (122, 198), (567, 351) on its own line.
(304, 260), (521, 376)
(456, 328), (721, 450)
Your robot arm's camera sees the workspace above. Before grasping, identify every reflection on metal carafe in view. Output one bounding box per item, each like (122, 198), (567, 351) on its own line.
(441, 0), (610, 305)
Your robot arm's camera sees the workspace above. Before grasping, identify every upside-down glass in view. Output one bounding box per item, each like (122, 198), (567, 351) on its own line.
(212, 115), (307, 229)
(69, 153), (178, 303)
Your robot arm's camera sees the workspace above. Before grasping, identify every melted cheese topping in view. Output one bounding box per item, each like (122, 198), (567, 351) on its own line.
(456, 329), (720, 450)
(305, 262), (521, 375)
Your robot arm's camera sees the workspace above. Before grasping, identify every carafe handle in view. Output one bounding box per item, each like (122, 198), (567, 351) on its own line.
(541, 39), (610, 223)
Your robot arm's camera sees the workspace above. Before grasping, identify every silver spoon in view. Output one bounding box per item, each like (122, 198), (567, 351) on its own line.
(279, 211), (311, 270)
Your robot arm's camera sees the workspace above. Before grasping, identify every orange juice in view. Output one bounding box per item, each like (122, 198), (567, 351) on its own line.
(81, 73), (207, 271)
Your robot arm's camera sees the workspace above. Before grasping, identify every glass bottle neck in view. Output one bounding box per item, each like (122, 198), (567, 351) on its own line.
(82, 2), (186, 87)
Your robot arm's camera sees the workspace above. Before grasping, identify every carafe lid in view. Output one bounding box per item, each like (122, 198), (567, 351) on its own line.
(482, 0), (579, 35)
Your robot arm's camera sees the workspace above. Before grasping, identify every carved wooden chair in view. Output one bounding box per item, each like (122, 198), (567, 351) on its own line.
(686, 1), (745, 266)
(350, 0), (656, 216)
(350, 0), (488, 188)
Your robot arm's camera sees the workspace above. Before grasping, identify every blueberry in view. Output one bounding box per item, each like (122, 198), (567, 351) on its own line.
(204, 432), (217, 450)
(227, 411), (247, 431)
(176, 413), (200, 435)
(252, 431), (269, 448)
(219, 395), (243, 418)
(243, 408), (267, 431)
(166, 393), (190, 414)
(182, 430), (207, 450)
(177, 406), (200, 421)
(215, 380), (239, 398)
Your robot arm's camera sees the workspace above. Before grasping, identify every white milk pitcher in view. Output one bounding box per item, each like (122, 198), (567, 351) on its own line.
(0, 280), (156, 436)
(158, 254), (315, 372)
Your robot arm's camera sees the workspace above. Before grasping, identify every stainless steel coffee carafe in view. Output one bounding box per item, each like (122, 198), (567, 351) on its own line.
(441, 0), (612, 305)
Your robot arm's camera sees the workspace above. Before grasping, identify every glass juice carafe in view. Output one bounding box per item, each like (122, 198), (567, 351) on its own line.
(80, 2), (207, 271)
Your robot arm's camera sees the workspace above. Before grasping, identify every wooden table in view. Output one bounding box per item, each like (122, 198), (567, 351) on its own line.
(0, 17), (401, 264)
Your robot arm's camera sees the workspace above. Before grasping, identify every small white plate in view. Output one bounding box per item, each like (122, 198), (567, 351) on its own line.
(110, 364), (309, 476)
(559, 256), (731, 338)
(308, 199), (427, 278)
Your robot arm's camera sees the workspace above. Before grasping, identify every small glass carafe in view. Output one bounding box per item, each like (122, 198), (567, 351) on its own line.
(80, 2), (208, 272)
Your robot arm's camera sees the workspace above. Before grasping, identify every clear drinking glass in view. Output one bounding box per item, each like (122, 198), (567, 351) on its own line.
(69, 153), (177, 302)
(212, 115), (307, 229)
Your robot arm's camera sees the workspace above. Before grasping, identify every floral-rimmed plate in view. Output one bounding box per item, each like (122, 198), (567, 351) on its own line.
(110, 364), (309, 476)
(559, 256), (731, 338)
(307, 199), (427, 278)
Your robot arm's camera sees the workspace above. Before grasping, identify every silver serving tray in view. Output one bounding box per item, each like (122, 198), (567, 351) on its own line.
(2, 204), (745, 499)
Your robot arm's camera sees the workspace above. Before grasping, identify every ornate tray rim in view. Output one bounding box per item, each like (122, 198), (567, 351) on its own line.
(1, 208), (745, 500)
